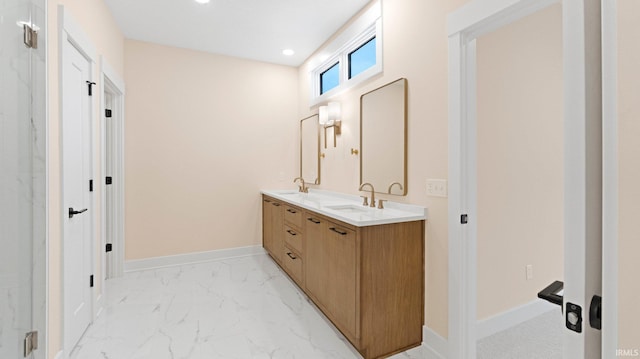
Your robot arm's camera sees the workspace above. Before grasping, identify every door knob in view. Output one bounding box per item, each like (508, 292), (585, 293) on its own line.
(69, 207), (88, 219)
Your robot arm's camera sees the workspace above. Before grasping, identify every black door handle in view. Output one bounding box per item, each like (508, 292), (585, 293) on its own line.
(69, 207), (88, 219)
(538, 280), (563, 307)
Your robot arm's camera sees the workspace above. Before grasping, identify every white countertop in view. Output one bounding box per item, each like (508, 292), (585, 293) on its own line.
(261, 189), (427, 227)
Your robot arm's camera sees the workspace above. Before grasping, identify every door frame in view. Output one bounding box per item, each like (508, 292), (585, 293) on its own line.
(601, 0), (619, 356)
(100, 56), (125, 282)
(58, 5), (98, 356)
(446, 0), (615, 357)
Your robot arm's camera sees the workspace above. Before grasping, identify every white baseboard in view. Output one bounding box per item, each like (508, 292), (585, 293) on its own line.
(54, 350), (64, 359)
(422, 325), (448, 359)
(477, 299), (558, 339)
(124, 245), (266, 272)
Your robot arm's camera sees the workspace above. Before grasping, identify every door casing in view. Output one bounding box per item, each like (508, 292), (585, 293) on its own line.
(601, 0), (619, 356)
(446, 0), (615, 357)
(100, 55), (125, 282)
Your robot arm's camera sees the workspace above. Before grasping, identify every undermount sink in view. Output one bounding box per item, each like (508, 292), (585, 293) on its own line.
(324, 204), (370, 214)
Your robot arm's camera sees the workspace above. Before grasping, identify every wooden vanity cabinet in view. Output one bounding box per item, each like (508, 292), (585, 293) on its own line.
(262, 195), (424, 359)
(305, 215), (358, 339)
(262, 196), (284, 264)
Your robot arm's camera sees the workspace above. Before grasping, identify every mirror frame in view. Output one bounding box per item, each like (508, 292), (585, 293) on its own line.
(359, 78), (408, 195)
(300, 114), (321, 185)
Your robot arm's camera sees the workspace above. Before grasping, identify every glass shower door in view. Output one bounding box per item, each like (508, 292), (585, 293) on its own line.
(0, 0), (44, 357)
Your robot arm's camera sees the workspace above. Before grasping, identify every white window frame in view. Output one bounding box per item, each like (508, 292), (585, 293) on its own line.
(309, 4), (382, 106)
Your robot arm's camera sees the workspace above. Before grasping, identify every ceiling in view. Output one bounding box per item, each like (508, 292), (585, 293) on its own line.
(104, 0), (371, 67)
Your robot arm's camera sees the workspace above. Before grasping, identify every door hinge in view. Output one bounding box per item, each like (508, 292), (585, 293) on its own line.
(105, 109), (112, 118)
(106, 176), (113, 185)
(90, 275), (94, 288)
(86, 81), (96, 96)
(23, 24), (38, 49)
(106, 243), (113, 252)
(24, 331), (38, 357)
(89, 179), (93, 192)
(461, 214), (468, 224)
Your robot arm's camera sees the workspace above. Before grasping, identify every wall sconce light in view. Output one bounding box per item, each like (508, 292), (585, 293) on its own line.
(319, 102), (341, 148)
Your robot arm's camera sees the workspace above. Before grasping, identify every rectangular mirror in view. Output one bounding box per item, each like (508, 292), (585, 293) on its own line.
(300, 114), (321, 185)
(360, 78), (407, 195)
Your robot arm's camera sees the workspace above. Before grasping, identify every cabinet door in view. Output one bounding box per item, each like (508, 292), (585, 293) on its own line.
(262, 198), (274, 254)
(270, 200), (284, 263)
(263, 197), (284, 263)
(325, 222), (357, 337)
(304, 214), (327, 301)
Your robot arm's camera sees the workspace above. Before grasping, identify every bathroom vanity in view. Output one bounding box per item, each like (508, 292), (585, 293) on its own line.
(261, 189), (426, 359)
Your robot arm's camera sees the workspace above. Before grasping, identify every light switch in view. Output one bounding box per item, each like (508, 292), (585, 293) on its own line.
(427, 179), (448, 197)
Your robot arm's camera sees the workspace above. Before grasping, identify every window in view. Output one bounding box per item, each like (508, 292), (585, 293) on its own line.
(320, 63), (340, 95)
(308, 3), (382, 106)
(348, 37), (376, 79)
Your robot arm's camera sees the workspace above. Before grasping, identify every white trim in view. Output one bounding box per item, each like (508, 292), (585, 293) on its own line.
(124, 246), (267, 272)
(54, 350), (64, 359)
(309, 2), (382, 106)
(601, 0), (619, 356)
(422, 326), (448, 359)
(100, 58), (125, 93)
(306, 1), (381, 71)
(447, 31), (477, 359)
(58, 6), (97, 63)
(447, 1), (565, 358)
(477, 300), (558, 339)
(447, 0), (558, 38)
(100, 55), (126, 287)
(44, 1), (50, 358)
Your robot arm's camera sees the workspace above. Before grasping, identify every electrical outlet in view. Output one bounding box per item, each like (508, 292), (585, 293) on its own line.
(426, 179), (448, 197)
(526, 265), (534, 280)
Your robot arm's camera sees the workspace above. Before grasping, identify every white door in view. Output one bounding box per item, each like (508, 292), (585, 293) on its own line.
(562, 0), (603, 357)
(61, 37), (93, 353)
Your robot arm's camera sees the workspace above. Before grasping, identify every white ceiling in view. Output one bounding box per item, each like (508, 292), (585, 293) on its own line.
(104, 0), (371, 67)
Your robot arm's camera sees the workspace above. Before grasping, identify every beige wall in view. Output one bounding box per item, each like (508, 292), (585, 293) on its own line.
(476, 4), (564, 320)
(618, 0), (640, 350)
(298, 0), (468, 337)
(123, 40), (299, 260)
(47, 0), (124, 357)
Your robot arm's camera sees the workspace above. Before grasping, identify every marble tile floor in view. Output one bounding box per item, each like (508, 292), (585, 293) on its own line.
(69, 254), (431, 359)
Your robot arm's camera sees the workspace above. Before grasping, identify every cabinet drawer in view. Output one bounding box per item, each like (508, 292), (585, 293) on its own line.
(284, 225), (303, 254)
(282, 246), (303, 285)
(284, 205), (303, 228)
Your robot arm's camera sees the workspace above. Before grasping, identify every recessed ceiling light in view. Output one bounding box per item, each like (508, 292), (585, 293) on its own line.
(282, 49), (295, 56)
(194, 0), (210, 4)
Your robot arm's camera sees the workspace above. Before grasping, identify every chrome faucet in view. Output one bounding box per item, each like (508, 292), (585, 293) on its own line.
(293, 177), (308, 193)
(358, 182), (376, 208)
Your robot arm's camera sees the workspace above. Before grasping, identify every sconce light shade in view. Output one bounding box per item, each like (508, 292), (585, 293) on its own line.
(319, 105), (329, 126)
(318, 102), (341, 126)
(328, 102), (341, 124)
(318, 102), (342, 148)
